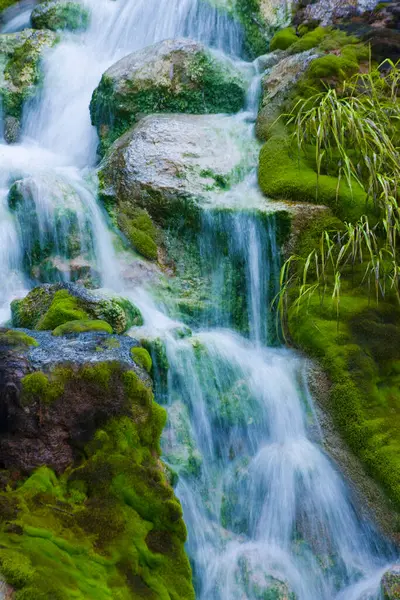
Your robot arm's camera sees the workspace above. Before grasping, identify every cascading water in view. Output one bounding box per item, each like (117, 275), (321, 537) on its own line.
(0, 0), (397, 597)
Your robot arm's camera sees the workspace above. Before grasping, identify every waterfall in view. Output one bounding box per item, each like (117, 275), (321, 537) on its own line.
(0, 0), (397, 597)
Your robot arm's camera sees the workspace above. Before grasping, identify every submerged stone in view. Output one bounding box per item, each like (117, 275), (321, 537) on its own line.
(90, 37), (246, 153)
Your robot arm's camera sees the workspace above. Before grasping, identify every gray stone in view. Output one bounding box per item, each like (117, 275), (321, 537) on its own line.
(381, 565), (400, 600)
(99, 112), (257, 225)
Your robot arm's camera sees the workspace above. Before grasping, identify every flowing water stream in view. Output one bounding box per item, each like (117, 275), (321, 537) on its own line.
(0, 0), (397, 597)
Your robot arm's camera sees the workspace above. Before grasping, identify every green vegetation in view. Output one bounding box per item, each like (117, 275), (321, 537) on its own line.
(117, 208), (158, 261)
(31, 1), (90, 31)
(1, 30), (57, 122)
(0, 362), (194, 599)
(234, 0), (268, 58)
(131, 347), (153, 373)
(52, 319), (113, 336)
(274, 60), (400, 520)
(0, 0), (17, 11)
(0, 329), (38, 348)
(270, 27), (297, 51)
(11, 286), (143, 334)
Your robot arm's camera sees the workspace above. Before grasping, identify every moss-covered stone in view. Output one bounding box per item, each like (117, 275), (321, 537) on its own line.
(11, 284), (143, 334)
(52, 319), (113, 336)
(0, 360), (195, 599)
(0, 29), (57, 129)
(0, 328), (38, 348)
(31, 0), (90, 32)
(90, 38), (246, 154)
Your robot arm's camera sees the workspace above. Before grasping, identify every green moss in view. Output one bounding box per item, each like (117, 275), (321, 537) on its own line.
(307, 53), (359, 79)
(21, 370), (67, 406)
(0, 329), (38, 348)
(36, 290), (88, 331)
(52, 319), (113, 336)
(1, 31), (57, 121)
(131, 347), (153, 373)
(11, 286), (143, 334)
(258, 134), (368, 221)
(0, 0), (18, 11)
(289, 26), (327, 53)
(0, 362), (195, 599)
(269, 27), (297, 51)
(31, 1), (90, 31)
(235, 0), (268, 58)
(117, 210), (158, 261)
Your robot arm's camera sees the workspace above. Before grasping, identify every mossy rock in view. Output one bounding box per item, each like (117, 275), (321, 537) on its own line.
(0, 29), (57, 126)
(90, 38), (246, 153)
(0, 359), (195, 599)
(11, 284), (143, 334)
(0, 0), (18, 12)
(0, 328), (38, 348)
(52, 319), (113, 336)
(258, 134), (369, 221)
(31, 0), (90, 31)
(131, 347), (153, 373)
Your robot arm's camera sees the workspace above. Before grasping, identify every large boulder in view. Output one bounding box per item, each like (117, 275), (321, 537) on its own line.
(90, 38), (246, 154)
(11, 283), (143, 334)
(381, 565), (400, 600)
(31, 0), (90, 31)
(293, 0), (379, 26)
(0, 29), (57, 142)
(0, 328), (195, 599)
(98, 113), (258, 230)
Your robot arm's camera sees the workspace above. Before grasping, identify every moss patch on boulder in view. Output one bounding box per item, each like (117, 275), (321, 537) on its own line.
(258, 134), (368, 221)
(90, 38), (246, 154)
(11, 284), (143, 334)
(131, 347), (153, 374)
(52, 319), (113, 336)
(31, 0), (90, 31)
(0, 29), (57, 131)
(0, 358), (195, 599)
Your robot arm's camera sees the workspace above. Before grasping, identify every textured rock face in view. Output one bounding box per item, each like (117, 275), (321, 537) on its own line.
(0, 329), (195, 599)
(0, 29), (57, 137)
(294, 0), (379, 26)
(256, 49), (319, 140)
(90, 38), (246, 153)
(99, 112), (257, 226)
(381, 565), (400, 599)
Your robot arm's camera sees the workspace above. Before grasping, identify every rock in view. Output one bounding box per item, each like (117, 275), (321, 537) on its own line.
(382, 565), (400, 600)
(0, 29), (57, 136)
(90, 38), (246, 153)
(31, 0), (90, 31)
(293, 0), (380, 26)
(0, 329), (195, 599)
(99, 113), (257, 227)
(259, 0), (292, 28)
(256, 49), (319, 140)
(3, 114), (20, 143)
(11, 283), (143, 334)
(8, 175), (99, 283)
(0, 580), (13, 600)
